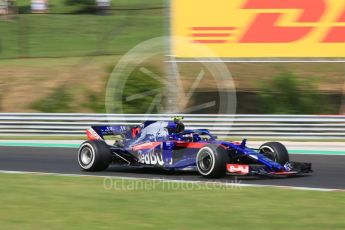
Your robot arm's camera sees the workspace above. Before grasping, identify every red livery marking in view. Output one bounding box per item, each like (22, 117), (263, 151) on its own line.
(86, 128), (102, 141)
(192, 27), (236, 30)
(226, 164), (250, 174)
(219, 144), (228, 149)
(193, 40), (227, 43)
(192, 33), (231, 37)
(174, 142), (207, 149)
(132, 142), (161, 151)
(131, 127), (141, 138)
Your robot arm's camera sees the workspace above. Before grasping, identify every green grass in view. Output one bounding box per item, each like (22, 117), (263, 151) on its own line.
(31, 86), (72, 112)
(0, 13), (163, 59)
(0, 173), (344, 230)
(16, 0), (165, 14)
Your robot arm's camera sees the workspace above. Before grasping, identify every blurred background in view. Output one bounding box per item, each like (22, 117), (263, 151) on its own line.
(0, 0), (344, 114)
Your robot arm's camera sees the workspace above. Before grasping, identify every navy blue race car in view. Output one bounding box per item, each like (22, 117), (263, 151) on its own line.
(77, 117), (312, 178)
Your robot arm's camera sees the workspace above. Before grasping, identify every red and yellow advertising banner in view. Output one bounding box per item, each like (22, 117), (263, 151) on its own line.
(171, 0), (345, 58)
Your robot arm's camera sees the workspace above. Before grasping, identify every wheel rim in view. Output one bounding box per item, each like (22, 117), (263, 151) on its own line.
(260, 146), (277, 162)
(80, 146), (94, 166)
(198, 150), (213, 172)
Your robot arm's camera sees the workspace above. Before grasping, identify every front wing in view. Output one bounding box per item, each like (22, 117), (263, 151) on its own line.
(226, 162), (312, 177)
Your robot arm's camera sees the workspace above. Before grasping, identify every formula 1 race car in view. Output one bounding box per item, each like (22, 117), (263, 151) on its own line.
(77, 117), (312, 178)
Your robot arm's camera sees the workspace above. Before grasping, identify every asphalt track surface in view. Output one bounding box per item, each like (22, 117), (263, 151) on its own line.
(0, 146), (344, 189)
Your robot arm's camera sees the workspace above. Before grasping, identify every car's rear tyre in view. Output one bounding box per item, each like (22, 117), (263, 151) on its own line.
(78, 140), (112, 171)
(196, 145), (229, 178)
(259, 142), (289, 165)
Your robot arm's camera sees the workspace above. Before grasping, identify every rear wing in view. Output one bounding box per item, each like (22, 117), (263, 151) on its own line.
(86, 125), (136, 140)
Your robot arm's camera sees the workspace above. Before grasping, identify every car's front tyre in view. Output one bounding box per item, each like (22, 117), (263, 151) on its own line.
(78, 140), (112, 171)
(196, 145), (229, 178)
(259, 142), (289, 165)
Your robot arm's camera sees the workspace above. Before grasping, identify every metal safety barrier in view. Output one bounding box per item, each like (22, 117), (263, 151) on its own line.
(0, 113), (344, 139)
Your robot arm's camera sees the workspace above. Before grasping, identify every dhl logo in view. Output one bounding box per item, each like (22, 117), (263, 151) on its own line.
(191, 27), (236, 44)
(172, 0), (345, 58)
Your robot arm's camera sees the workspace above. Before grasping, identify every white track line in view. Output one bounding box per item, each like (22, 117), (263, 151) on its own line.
(0, 170), (343, 192)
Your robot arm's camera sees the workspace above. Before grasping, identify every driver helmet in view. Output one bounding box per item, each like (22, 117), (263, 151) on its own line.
(172, 116), (185, 133)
